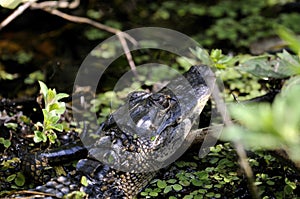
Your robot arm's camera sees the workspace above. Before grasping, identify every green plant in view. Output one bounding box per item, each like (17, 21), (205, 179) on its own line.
(221, 27), (300, 162)
(222, 83), (300, 162)
(0, 67), (18, 80)
(1, 50), (33, 64)
(33, 81), (69, 144)
(0, 137), (11, 148)
(6, 172), (25, 187)
(0, 157), (25, 188)
(63, 190), (87, 199)
(277, 26), (300, 57)
(24, 70), (45, 85)
(140, 141), (299, 198)
(140, 143), (241, 198)
(0, 0), (24, 9)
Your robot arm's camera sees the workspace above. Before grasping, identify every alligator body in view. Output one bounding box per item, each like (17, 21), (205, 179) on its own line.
(20, 65), (213, 198)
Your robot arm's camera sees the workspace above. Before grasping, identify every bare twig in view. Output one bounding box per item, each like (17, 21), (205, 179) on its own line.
(234, 141), (260, 199)
(8, 190), (56, 197)
(223, 124), (260, 198)
(0, 0), (138, 74)
(0, 0), (36, 30)
(30, 0), (80, 9)
(212, 85), (260, 199)
(224, 129), (260, 198)
(34, 6), (118, 33)
(117, 33), (137, 75)
(34, 5), (138, 74)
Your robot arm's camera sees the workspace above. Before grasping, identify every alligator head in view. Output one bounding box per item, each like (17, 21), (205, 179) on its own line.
(88, 65), (214, 174)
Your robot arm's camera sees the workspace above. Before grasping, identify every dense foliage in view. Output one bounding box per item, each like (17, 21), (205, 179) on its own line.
(0, 0), (300, 198)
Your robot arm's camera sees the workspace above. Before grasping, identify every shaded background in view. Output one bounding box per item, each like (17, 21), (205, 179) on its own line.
(1, 0), (300, 98)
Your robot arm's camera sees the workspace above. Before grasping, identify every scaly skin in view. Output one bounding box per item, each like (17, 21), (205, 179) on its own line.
(19, 65), (213, 198)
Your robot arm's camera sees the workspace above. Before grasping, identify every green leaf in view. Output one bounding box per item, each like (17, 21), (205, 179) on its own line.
(211, 49), (222, 59)
(239, 56), (293, 78)
(50, 124), (63, 132)
(55, 93), (69, 101)
(0, 0), (24, 9)
(277, 26), (300, 56)
(172, 184), (183, 191)
(4, 122), (18, 130)
(266, 180), (275, 185)
(38, 81), (48, 98)
(84, 28), (108, 40)
(228, 103), (275, 133)
(87, 9), (103, 20)
(221, 125), (280, 149)
(167, 179), (177, 184)
(140, 191), (148, 196)
(6, 174), (16, 182)
(48, 103), (60, 112)
(179, 180), (190, 186)
(209, 157), (219, 164)
(149, 191), (158, 197)
(33, 131), (47, 143)
(196, 171), (208, 180)
(0, 138), (11, 148)
(190, 47), (213, 65)
(198, 189), (207, 194)
(183, 195), (193, 199)
(206, 192), (215, 197)
(46, 89), (56, 105)
(48, 115), (60, 125)
(24, 70), (45, 85)
(15, 172), (25, 186)
(285, 178), (297, 189)
(277, 50), (300, 67)
(164, 185), (172, 194)
(47, 132), (57, 144)
(176, 56), (197, 69)
(284, 185), (294, 195)
(222, 84), (300, 162)
(53, 103), (66, 115)
(63, 191), (86, 199)
(81, 176), (88, 186)
(157, 180), (167, 189)
(191, 179), (203, 187)
(42, 109), (50, 122)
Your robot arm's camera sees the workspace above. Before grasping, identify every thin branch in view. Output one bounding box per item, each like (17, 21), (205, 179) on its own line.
(0, 0), (138, 74)
(117, 33), (137, 76)
(33, 5), (138, 74)
(30, 0), (80, 9)
(223, 122), (260, 198)
(32, 4), (119, 33)
(234, 141), (260, 199)
(213, 87), (260, 198)
(0, 0), (35, 30)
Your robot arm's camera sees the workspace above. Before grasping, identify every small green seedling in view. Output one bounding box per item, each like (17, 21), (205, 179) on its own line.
(0, 137), (11, 148)
(33, 81), (69, 144)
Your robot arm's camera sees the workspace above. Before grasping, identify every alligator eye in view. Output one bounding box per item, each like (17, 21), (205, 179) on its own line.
(150, 93), (170, 109)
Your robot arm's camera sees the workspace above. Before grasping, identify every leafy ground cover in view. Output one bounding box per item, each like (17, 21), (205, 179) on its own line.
(0, 1), (300, 198)
(140, 143), (299, 199)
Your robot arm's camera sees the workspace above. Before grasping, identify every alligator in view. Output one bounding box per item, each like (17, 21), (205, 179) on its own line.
(19, 65), (214, 198)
